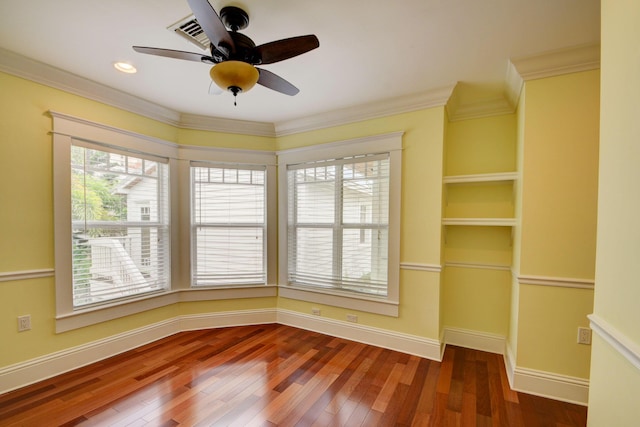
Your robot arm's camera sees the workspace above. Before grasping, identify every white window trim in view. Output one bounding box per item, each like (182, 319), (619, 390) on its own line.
(51, 112), (277, 332)
(277, 132), (403, 317)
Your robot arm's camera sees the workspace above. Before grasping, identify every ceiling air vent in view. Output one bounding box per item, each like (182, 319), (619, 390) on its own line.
(168, 15), (211, 51)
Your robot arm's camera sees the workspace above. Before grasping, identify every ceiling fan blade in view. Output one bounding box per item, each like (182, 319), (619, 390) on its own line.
(133, 46), (216, 64)
(256, 35), (319, 64)
(187, 0), (234, 55)
(256, 68), (299, 96)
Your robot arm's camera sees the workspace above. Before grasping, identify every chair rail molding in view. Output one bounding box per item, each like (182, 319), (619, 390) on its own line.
(0, 268), (54, 282)
(517, 274), (595, 290)
(589, 313), (640, 372)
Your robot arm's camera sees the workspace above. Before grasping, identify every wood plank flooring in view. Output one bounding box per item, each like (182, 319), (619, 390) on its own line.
(0, 324), (587, 426)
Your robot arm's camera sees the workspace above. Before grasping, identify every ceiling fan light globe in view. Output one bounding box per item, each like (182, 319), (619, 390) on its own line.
(210, 61), (259, 94)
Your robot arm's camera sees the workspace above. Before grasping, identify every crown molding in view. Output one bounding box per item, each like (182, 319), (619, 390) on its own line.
(0, 47), (181, 126)
(274, 85), (456, 136)
(510, 43), (600, 82)
(448, 43), (600, 122)
(0, 47), (279, 137)
(446, 92), (514, 122)
(504, 61), (525, 111)
(179, 113), (276, 137)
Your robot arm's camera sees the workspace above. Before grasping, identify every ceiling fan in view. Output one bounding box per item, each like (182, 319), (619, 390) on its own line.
(133, 0), (320, 104)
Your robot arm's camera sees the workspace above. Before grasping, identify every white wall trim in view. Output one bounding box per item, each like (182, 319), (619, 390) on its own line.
(517, 274), (595, 290)
(2, 307), (593, 406)
(446, 92), (515, 122)
(0, 309), (277, 395)
(510, 43), (600, 83)
(0, 268), (54, 282)
(589, 313), (640, 371)
(0, 47), (450, 137)
(178, 113), (276, 137)
(400, 263), (442, 273)
(277, 309), (441, 362)
(511, 367), (589, 406)
(504, 343), (517, 388)
(503, 341), (589, 405)
(445, 262), (512, 272)
(278, 287), (399, 317)
(443, 327), (506, 354)
(0, 47), (181, 126)
(463, 335), (591, 405)
(274, 85), (454, 136)
(503, 43), (601, 120)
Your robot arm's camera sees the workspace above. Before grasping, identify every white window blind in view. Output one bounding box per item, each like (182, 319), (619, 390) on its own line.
(287, 154), (390, 296)
(70, 144), (170, 308)
(191, 164), (266, 286)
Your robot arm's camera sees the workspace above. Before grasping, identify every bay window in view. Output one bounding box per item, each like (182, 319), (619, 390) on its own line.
(52, 112), (276, 332)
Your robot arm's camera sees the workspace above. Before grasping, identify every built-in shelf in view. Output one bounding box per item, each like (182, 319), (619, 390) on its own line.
(442, 218), (516, 226)
(443, 172), (517, 227)
(443, 172), (518, 184)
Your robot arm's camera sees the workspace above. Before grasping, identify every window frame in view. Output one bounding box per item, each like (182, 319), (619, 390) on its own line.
(52, 112), (277, 332)
(277, 132), (403, 316)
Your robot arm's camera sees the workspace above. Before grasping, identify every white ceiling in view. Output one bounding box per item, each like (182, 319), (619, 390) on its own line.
(0, 0), (600, 125)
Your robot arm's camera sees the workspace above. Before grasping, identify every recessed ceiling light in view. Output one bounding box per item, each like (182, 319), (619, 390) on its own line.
(114, 62), (137, 74)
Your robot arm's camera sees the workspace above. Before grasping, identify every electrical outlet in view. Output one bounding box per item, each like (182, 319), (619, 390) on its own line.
(311, 307), (321, 316)
(18, 315), (31, 332)
(346, 314), (358, 323)
(577, 327), (592, 345)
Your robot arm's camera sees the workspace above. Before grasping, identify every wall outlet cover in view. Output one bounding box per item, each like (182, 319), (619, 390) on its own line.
(577, 327), (592, 345)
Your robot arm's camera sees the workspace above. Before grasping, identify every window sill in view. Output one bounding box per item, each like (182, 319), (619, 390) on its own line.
(278, 285), (399, 317)
(55, 285), (277, 333)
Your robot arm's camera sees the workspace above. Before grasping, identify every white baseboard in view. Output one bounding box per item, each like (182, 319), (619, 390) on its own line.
(503, 343), (589, 406)
(511, 367), (589, 406)
(0, 309), (277, 395)
(277, 309), (442, 361)
(443, 327), (506, 354)
(1, 309), (589, 406)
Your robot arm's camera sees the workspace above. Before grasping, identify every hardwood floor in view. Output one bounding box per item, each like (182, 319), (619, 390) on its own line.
(0, 324), (587, 426)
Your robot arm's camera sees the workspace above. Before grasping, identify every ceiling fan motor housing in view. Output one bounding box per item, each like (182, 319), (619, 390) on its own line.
(220, 6), (249, 31)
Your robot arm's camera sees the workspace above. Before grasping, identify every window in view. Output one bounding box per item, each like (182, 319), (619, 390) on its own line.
(191, 164), (266, 286)
(70, 144), (170, 308)
(278, 132), (402, 316)
(287, 154), (390, 295)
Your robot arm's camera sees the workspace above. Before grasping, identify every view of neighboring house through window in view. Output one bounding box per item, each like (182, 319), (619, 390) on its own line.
(70, 145), (170, 307)
(287, 154), (390, 296)
(191, 163), (266, 286)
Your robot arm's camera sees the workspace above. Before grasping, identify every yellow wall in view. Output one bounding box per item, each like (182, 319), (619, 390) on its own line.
(445, 114), (517, 176)
(514, 70), (599, 379)
(519, 72), (600, 280)
(588, 0), (640, 424)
